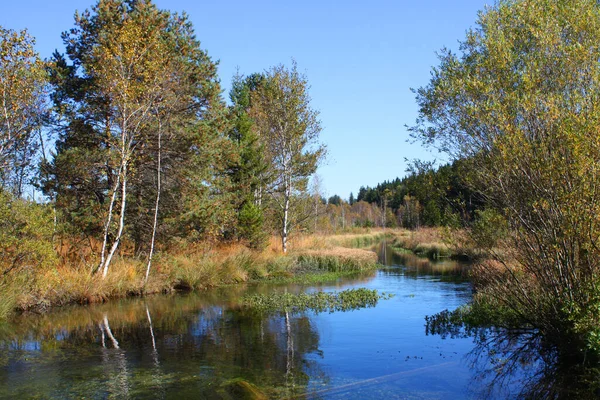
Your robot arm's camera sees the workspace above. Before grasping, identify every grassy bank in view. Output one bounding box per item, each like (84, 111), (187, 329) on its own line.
(1, 231), (385, 318)
(389, 228), (477, 260)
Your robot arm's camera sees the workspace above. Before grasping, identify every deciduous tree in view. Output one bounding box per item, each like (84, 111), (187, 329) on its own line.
(0, 27), (47, 197)
(250, 63), (326, 252)
(411, 0), (600, 357)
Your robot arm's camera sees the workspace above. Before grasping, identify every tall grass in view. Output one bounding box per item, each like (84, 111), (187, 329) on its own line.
(390, 228), (456, 259)
(2, 230), (387, 317)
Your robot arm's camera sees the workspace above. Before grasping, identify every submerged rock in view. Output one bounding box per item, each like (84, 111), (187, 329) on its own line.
(218, 378), (268, 400)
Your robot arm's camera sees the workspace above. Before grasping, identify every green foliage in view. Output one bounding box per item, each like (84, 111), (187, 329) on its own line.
(423, 200), (442, 227)
(470, 209), (508, 250)
(250, 62), (326, 250)
(0, 190), (57, 276)
(238, 202), (268, 250)
(242, 288), (393, 315)
(328, 195), (341, 206)
(412, 0), (600, 359)
(46, 0), (230, 257)
(295, 253), (376, 273)
(355, 159), (480, 229)
(0, 26), (47, 196)
(226, 73), (270, 243)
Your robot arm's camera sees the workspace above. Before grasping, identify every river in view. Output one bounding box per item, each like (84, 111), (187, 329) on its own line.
(0, 243), (525, 399)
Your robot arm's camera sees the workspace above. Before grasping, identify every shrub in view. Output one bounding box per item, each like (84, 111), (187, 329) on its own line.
(0, 190), (57, 276)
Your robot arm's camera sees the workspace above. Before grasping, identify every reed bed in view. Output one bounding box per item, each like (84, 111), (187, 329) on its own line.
(6, 230), (387, 315)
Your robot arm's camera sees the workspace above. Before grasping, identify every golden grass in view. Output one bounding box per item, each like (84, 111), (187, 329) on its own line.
(297, 247), (378, 264)
(390, 228), (453, 258)
(5, 230), (389, 315)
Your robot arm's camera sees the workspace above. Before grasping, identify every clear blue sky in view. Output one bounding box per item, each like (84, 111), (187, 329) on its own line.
(0, 0), (489, 200)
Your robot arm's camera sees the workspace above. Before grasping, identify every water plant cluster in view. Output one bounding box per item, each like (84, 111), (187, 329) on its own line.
(241, 288), (393, 315)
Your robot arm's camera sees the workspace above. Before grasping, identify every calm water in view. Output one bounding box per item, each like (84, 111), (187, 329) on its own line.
(0, 244), (522, 399)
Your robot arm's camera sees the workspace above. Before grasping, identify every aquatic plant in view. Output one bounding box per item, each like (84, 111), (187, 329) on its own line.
(241, 288), (393, 315)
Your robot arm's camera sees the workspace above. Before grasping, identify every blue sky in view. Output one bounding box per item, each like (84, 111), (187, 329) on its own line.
(0, 0), (489, 200)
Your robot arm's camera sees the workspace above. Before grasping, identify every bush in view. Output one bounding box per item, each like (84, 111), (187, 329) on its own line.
(470, 209), (507, 250)
(0, 190), (57, 276)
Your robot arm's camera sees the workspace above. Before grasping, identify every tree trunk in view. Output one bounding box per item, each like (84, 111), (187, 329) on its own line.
(282, 185), (290, 253)
(314, 197), (318, 232)
(98, 165), (122, 274)
(103, 161), (128, 278)
(145, 120), (162, 285)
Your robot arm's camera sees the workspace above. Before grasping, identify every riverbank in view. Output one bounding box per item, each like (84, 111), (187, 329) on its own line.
(388, 228), (478, 261)
(1, 231), (388, 318)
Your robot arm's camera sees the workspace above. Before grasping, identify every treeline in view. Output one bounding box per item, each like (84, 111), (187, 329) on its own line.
(0, 0), (325, 281)
(320, 159), (481, 230)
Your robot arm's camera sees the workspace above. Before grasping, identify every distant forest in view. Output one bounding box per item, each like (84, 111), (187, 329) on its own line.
(325, 159), (482, 230)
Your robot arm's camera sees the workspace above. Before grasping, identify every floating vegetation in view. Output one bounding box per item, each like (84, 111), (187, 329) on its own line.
(241, 288), (393, 315)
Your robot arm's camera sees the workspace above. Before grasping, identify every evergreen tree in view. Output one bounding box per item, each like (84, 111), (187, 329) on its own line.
(45, 0), (228, 276)
(227, 72), (268, 243)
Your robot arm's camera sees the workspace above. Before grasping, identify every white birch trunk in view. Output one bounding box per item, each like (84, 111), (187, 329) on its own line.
(282, 184), (290, 253)
(145, 120), (162, 285)
(98, 166), (122, 274)
(103, 161), (128, 278)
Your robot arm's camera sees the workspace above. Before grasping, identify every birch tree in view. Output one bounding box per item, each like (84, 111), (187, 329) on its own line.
(89, 1), (172, 277)
(250, 63), (326, 253)
(0, 27), (46, 196)
(48, 0), (227, 277)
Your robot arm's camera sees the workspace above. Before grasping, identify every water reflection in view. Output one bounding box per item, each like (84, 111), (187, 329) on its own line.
(0, 292), (329, 398)
(376, 241), (471, 283)
(471, 330), (600, 399)
(426, 305), (600, 399)
(0, 244), (481, 399)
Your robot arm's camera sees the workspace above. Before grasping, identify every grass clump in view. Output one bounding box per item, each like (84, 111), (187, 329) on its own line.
(390, 228), (464, 260)
(324, 232), (390, 248)
(296, 248), (378, 272)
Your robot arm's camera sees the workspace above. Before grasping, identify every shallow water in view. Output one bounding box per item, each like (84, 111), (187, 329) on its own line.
(0, 244), (500, 399)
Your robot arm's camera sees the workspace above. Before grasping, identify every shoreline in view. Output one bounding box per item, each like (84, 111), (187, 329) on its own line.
(3, 228), (470, 319)
(3, 231), (390, 319)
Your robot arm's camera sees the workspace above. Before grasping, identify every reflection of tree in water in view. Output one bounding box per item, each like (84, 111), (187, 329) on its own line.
(99, 314), (131, 398)
(426, 314), (600, 399)
(0, 294), (328, 398)
(176, 306), (325, 398)
(391, 252), (470, 281)
(374, 242), (472, 283)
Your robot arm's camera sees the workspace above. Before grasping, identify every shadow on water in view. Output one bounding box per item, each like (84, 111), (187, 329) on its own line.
(374, 240), (600, 398)
(425, 291), (600, 398)
(426, 318), (600, 399)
